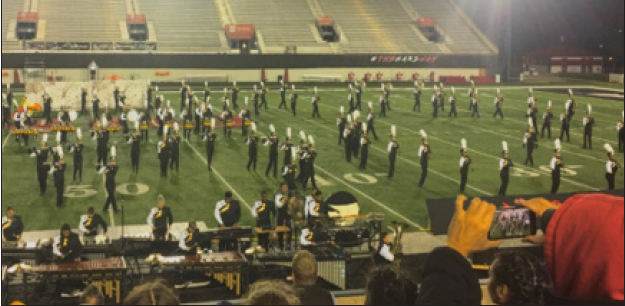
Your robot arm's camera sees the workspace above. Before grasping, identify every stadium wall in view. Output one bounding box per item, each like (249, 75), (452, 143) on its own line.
(2, 68), (485, 84)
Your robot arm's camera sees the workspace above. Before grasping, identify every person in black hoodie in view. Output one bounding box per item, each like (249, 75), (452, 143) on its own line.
(417, 195), (501, 305)
(53, 224), (83, 263)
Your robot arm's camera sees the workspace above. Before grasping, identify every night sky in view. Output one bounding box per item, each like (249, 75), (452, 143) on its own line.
(458, 0), (624, 69)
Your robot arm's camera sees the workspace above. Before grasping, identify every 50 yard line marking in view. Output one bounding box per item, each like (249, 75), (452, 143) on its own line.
(184, 139), (252, 211)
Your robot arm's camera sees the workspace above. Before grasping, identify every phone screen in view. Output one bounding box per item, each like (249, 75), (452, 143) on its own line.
(489, 207), (536, 240)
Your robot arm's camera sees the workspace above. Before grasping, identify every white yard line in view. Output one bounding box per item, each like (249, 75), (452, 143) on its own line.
(184, 139), (252, 210)
(2, 132), (12, 151)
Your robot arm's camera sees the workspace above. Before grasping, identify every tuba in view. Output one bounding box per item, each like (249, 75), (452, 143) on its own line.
(388, 221), (409, 265)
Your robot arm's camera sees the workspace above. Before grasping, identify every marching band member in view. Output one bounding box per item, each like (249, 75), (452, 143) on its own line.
(232, 82), (240, 110)
(290, 85), (298, 116)
(253, 85), (260, 116)
(524, 118), (538, 166)
(180, 81), (189, 112)
(566, 89), (576, 121)
(302, 136), (317, 191)
(542, 101), (554, 139)
(146, 81), (154, 113)
(279, 80), (288, 110)
(282, 128), (293, 166)
(380, 93), (388, 118)
(604, 144), (621, 190)
(448, 87), (458, 118)
(215, 191), (242, 251)
(459, 139), (472, 193)
(43, 89), (52, 123)
(91, 92), (100, 123)
(148, 195), (174, 241)
(158, 126), (171, 178)
(68, 128), (84, 182)
(80, 86), (88, 114)
(179, 221), (201, 256)
(194, 97), (202, 136)
(527, 88), (535, 108)
(203, 118), (218, 172)
(53, 224), (83, 263)
(388, 125), (399, 179)
(438, 83), (446, 112)
(169, 123), (181, 172)
(202, 99), (213, 135)
(413, 81), (422, 112)
(355, 81), (363, 111)
(252, 191), (276, 251)
(528, 101), (539, 133)
(120, 107), (129, 135)
(275, 183), (292, 251)
(418, 130), (431, 188)
(337, 107), (347, 145)
(240, 98), (252, 137)
(493, 88), (504, 119)
(431, 85), (439, 118)
(204, 82), (211, 103)
(247, 123), (259, 171)
(181, 105), (193, 140)
(551, 139), (565, 194)
(128, 122), (141, 174)
(384, 82), (392, 111)
(31, 134), (51, 196)
(468, 80), (476, 110)
(559, 109), (571, 142)
(499, 142), (514, 196)
(582, 104), (595, 149)
(79, 207), (108, 239)
(352, 112), (361, 159)
(367, 102), (379, 141)
(98, 147), (118, 213)
(304, 188), (318, 221)
(347, 84), (355, 113)
(259, 82), (268, 110)
(344, 115), (353, 163)
(471, 89), (481, 118)
(2, 93), (11, 129)
(264, 125), (279, 178)
(50, 146), (67, 207)
(360, 123), (370, 170)
(284, 149), (299, 190)
(140, 111), (150, 143)
(221, 101), (233, 139)
(312, 87), (321, 118)
(307, 190), (324, 219)
(2, 206), (24, 243)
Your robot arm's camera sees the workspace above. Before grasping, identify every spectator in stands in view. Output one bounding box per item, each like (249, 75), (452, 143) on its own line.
(123, 279), (179, 305)
(244, 280), (301, 305)
(517, 194), (624, 303)
(292, 250), (335, 305)
(365, 265), (418, 305)
(488, 252), (545, 305)
(417, 195), (502, 305)
(80, 284), (105, 305)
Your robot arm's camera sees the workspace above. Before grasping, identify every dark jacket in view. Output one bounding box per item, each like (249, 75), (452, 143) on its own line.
(417, 247), (482, 305)
(297, 285), (335, 305)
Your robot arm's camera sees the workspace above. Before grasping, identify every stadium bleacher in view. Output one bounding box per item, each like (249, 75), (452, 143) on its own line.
(37, 0), (126, 43)
(317, 0), (444, 54)
(227, 0), (333, 54)
(1, 0), (25, 51)
(135, 0), (229, 52)
(409, 0), (496, 54)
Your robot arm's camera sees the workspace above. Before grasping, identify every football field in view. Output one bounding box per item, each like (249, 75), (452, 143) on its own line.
(1, 85), (623, 233)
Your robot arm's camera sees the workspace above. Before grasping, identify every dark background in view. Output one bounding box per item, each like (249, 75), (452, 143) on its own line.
(458, 0), (625, 73)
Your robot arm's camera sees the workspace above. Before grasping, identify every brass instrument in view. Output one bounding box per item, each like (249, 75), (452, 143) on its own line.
(388, 221), (408, 265)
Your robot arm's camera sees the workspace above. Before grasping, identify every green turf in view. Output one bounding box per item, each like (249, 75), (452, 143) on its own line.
(1, 86), (623, 232)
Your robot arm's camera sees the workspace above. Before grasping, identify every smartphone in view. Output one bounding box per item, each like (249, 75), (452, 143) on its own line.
(488, 207), (537, 240)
